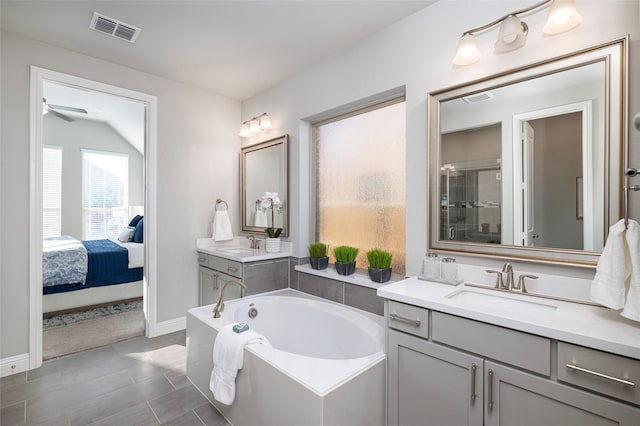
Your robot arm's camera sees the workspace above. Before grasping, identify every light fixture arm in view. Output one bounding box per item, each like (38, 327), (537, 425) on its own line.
(462, 0), (551, 36)
(240, 112), (269, 126)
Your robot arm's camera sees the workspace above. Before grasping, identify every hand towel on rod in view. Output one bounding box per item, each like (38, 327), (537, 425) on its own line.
(589, 219), (630, 309)
(622, 220), (640, 321)
(212, 210), (234, 241)
(254, 210), (268, 227)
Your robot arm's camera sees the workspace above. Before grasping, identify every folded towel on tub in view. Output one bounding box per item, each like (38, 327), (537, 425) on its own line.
(622, 220), (640, 321)
(209, 323), (271, 405)
(590, 219), (631, 309)
(212, 210), (233, 242)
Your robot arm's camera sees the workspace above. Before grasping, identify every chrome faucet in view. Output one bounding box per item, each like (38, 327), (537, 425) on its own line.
(502, 263), (514, 291)
(213, 279), (247, 318)
(246, 234), (260, 250)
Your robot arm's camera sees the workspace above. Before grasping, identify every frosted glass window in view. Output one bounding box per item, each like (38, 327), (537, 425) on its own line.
(313, 100), (406, 274)
(42, 145), (62, 238)
(82, 150), (129, 240)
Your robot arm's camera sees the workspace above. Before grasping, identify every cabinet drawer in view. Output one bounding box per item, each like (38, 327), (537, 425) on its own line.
(387, 301), (429, 339)
(432, 311), (550, 376)
(557, 342), (639, 406)
(196, 253), (242, 278)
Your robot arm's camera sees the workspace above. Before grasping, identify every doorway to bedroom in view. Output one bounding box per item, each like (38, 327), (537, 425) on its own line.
(30, 67), (158, 365)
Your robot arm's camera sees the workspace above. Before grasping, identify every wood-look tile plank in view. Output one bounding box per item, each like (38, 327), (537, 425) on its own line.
(87, 402), (159, 426)
(192, 402), (229, 426)
(147, 384), (210, 424)
(0, 400), (25, 425)
(161, 409), (205, 425)
(68, 375), (174, 426)
(0, 372), (27, 390)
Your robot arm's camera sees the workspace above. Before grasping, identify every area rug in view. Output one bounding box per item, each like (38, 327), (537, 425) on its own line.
(43, 301), (145, 360)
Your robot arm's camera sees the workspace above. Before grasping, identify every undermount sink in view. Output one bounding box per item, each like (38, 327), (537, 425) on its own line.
(220, 247), (255, 254)
(446, 287), (558, 317)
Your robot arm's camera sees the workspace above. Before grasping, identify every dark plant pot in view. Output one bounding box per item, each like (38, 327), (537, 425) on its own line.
(310, 256), (329, 270)
(368, 267), (392, 283)
(335, 261), (356, 276)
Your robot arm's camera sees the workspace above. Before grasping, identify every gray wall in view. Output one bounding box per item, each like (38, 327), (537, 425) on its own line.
(1, 31), (241, 359)
(240, 0), (640, 279)
(43, 115), (144, 239)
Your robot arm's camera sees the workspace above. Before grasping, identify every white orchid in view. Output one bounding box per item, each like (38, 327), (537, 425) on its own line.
(260, 191), (284, 237)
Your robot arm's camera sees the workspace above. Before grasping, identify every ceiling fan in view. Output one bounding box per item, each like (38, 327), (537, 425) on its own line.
(42, 98), (88, 122)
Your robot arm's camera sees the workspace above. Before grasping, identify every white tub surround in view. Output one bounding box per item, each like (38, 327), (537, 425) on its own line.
(187, 289), (385, 426)
(196, 237), (291, 262)
(378, 277), (640, 360)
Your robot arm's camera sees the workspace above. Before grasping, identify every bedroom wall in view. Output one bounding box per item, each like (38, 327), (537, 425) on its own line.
(0, 31), (241, 360)
(43, 115), (144, 240)
(240, 0), (640, 278)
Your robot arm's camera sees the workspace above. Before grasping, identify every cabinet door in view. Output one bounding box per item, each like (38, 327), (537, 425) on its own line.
(199, 266), (220, 306)
(388, 329), (483, 426)
(485, 361), (640, 426)
(216, 271), (243, 302)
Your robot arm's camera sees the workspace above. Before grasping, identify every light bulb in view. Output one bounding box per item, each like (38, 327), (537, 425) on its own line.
(259, 114), (272, 130)
(249, 119), (260, 133)
(453, 34), (480, 66)
(238, 123), (250, 137)
(494, 16), (527, 53)
(543, 0), (582, 35)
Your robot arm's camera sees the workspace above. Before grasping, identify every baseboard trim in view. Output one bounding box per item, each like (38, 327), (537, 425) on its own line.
(1, 353), (30, 377)
(154, 316), (186, 336)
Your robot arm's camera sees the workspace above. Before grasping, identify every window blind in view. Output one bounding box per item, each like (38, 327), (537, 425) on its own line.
(42, 146), (62, 238)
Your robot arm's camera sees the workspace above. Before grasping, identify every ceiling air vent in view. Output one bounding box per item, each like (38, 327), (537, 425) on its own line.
(461, 91), (494, 104)
(90, 12), (141, 43)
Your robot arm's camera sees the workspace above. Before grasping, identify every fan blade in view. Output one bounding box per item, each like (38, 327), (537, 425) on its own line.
(47, 104), (88, 114)
(49, 109), (75, 122)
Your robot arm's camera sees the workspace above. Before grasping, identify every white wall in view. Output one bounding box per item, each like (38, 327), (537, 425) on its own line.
(43, 115), (144, 239)
(0, 31), (241, 359)
(240, 0), (640, 279)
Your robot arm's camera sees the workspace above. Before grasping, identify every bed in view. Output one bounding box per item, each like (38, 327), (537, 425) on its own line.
(42, 236), (144, 314)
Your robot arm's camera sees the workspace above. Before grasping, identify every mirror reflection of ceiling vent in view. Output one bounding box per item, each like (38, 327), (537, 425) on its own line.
(462, 91), (494, 104)
(90, 12), (141, 43)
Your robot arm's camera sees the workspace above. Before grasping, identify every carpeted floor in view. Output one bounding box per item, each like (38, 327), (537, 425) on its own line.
(43, 301), (145, 360)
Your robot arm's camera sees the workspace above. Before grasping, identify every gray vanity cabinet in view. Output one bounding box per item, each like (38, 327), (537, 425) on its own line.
(197, 252), (289, 305)
(388, 329), (483, 426)
(386, 301), (640, 425)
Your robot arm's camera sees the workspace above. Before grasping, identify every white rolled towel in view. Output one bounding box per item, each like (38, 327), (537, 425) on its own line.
(590, 219), (630, 309)
(622, 220), (640, 321)
(212, 210), (233, 241)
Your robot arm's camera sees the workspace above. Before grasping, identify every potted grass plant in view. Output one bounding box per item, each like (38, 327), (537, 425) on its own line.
(366, 248), (393, 283)
(333, 245), (359, 276)
(308, 242), (329, 270)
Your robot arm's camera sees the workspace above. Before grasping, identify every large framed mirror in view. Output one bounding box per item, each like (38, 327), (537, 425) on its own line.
(241, 135), (289, 236)
(428, 37), (628, 266)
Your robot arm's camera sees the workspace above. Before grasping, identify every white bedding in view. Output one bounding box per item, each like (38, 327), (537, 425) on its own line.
(111, 239), (144, 268)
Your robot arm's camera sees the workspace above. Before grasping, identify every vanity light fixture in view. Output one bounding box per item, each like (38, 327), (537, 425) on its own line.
(452, 0), (582, 66)
(239, 113), (272, 137)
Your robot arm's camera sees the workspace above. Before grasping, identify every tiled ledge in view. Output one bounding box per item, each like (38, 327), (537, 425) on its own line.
(294, 263), (399, 290)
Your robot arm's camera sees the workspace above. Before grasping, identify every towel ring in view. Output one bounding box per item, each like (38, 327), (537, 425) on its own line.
(215, 198), (228, 211)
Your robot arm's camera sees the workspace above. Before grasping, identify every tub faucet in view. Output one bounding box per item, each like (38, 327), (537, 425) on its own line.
(247, 234), (260, 250)
(502, 263), (514, 291)
(213, 279), (247, 318)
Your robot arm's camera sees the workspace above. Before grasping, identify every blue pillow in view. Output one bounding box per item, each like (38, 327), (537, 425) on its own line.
(128, 214), (143, 227)
(134, 218), (144, 243)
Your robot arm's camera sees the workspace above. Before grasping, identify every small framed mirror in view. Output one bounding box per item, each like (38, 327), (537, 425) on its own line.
(241, 135), (289, 237)
(428, 37), (628, 266)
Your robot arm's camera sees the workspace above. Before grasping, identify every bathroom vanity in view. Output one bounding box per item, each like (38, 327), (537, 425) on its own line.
(378, 277), (640, 426)
(196, 238), (291, 305)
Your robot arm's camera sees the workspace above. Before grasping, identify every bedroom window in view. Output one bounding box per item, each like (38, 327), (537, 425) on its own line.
(311, 97), (406, 274)
(82, 150), (129, 240)
(42, 145), (62, 238)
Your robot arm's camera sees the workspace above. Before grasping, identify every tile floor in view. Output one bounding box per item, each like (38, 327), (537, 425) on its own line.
(0, 331), (230, 425)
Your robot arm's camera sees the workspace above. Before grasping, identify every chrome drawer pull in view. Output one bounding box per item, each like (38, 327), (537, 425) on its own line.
(565, 364), (636, 387)
(487, 368), (494, 412)
(389, 313), (421, 327)
(228, 266), (239, 273)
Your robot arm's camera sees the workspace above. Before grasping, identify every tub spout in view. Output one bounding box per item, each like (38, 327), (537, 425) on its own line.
(213, 279), (247, 318)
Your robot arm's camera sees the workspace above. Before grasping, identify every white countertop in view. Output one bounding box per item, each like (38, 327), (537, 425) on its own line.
(377, 277), (640, 360)
(196, 237), (291, 262)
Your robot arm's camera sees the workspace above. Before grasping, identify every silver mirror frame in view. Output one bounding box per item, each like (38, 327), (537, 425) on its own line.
(241, 134), (289, 237)
(428, 37), (628, 267)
